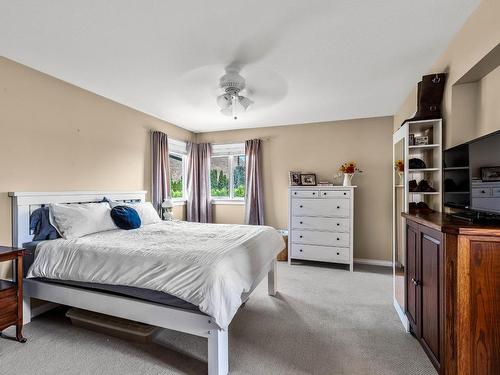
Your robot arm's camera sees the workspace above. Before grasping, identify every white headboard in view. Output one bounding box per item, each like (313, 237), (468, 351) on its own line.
(9, 191), (147, 247)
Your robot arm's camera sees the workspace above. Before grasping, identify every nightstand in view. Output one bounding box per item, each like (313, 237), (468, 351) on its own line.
(0, 246), (26, 343)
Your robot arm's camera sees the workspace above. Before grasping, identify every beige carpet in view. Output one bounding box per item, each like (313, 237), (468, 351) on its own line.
(0, 262), (437, 375)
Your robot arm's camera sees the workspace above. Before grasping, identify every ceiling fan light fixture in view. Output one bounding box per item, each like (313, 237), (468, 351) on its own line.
(238, 96), (253, 110)
(216, 93), (232, 109)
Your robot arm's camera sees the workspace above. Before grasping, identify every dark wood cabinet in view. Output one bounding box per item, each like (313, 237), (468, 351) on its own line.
(406, 222), (443, 372)
(403, 212), (500, 375)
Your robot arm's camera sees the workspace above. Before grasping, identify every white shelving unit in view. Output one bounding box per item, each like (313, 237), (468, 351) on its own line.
(392, 119), (443, 331)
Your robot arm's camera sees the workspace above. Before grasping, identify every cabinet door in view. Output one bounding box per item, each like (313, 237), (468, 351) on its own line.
(419, 226), (443, 371)
(406, 221), (419, 333)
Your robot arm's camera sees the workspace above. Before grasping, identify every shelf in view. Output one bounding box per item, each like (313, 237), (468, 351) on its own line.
(444, 167), (469, 171)
(409, 191), (440, 195)
(408, 144), (440, 150)
(0, 279), (15, 291)
(408, 168), (440, 172)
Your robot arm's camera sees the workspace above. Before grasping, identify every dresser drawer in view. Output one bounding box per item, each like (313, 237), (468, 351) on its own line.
(0, 293), (17, 310)
(291, 244), (350, 263)
(292, 230), (349, 247)
(319, 190), (351, 199)
(472, 187), (492, 197)
(291, 190), (319, 198)
(291, 217), (350, 232)
(292, 199), (350, 217)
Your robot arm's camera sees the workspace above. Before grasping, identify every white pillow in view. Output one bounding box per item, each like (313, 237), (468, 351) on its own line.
(109, 201), (162, 225)
(49, 202), (117, 239)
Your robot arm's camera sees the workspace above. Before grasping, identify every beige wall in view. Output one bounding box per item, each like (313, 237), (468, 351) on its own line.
(0, 57), (192, 276)
(394, 0), (500, 147)
(197, 117), (394, 262)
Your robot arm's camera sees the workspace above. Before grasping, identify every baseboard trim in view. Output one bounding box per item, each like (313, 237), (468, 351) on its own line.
(354, 258), (392, 267)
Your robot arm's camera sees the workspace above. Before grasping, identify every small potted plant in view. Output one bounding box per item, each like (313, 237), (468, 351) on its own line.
(394, 160), (404, 185)
(338, 161), (362, 187)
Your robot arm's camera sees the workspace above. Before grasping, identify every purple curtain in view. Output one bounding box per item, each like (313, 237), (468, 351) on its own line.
(245, 139), (264, 225)
(151, 131), (170, 214)
(186, 142), (212, 223)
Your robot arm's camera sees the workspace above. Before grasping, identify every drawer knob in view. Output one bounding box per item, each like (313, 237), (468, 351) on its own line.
(336, 223), (340, 226)
(337, 252), (340, 255)
(299, 235), (303, 238)
(299, 249), (303, 252)
(294, 192), (297, 195)
(337, 206), (340, 209)
(481, 190), (486, 194)
(300, 221), (303, 224)
(337, 238), (340, 241)
(312, 192), (316, 195)
(300, 205), (303, 208)
(323, 192), (327, 195)
(411, 278), (420, 286)
(343, 192), (346, 196)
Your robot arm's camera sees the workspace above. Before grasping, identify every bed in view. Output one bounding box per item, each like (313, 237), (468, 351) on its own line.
(9, 191), (283, 375)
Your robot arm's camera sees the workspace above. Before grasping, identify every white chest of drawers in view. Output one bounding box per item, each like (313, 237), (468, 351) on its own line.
(288, 186), (355, 271)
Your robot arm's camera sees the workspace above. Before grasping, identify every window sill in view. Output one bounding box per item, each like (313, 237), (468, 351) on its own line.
(172, 199), (186, 206)
(211, 199), (245, 205)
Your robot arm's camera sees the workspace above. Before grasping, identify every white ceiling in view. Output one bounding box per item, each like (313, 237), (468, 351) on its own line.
(0, 0), (479, 132)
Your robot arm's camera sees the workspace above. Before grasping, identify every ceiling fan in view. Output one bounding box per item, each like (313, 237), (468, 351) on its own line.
(216, 67), (253, 120)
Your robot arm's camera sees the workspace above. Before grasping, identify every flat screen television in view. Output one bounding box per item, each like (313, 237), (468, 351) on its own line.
(443, 130), (500, 217)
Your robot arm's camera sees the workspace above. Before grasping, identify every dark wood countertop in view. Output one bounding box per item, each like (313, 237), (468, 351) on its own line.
(402, 211), (500, 236)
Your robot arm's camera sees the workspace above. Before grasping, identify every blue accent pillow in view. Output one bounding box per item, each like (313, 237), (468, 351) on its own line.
(30, 206), (61, 241)
(110, 206), (141, 230)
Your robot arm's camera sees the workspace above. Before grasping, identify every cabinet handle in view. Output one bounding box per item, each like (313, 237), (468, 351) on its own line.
(411, 278), (420, 286)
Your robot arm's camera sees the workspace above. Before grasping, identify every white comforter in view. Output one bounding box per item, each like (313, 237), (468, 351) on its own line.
(28, 221), (284, 329)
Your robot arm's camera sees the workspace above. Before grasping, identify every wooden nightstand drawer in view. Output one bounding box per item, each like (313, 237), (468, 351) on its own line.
(0, 246), (27, 343)
(0, 293), (17, 310)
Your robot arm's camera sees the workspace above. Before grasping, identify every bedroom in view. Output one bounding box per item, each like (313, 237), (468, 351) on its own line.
(0, 1), (499, 374)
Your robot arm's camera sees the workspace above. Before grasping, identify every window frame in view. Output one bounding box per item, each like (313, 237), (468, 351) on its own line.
(210, 143), (246, 203)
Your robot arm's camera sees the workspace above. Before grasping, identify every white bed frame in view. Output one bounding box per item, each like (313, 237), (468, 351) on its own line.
(9, 191), (278, 375)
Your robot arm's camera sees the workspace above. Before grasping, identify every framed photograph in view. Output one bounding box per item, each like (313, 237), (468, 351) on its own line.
(481, 166), (500, 182)
(415, 136), (429, 145)
(289, 171), (301, 186)
(300, 173), (317, 186)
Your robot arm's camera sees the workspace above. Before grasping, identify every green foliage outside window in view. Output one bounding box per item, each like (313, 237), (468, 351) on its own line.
(233, 164), (245, 198)
(171, 178), (183, 198)
(210, 169), (229, 197)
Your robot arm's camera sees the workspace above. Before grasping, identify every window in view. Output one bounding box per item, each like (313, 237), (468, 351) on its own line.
(168, 138), (187, 201)
(169, 153), (184, 199)
(210, 143), (246, 200)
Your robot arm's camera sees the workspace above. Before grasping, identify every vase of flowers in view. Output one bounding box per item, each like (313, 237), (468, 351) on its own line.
(338, 161), (362, 187)
(394, 160), (404, 185)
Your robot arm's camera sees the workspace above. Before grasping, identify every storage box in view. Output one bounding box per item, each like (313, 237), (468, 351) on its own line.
(66, 308), (158, 343)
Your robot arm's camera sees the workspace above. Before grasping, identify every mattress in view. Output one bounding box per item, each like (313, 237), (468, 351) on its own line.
(26, 221), (285, 328)
(22, 241), (200, 312)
